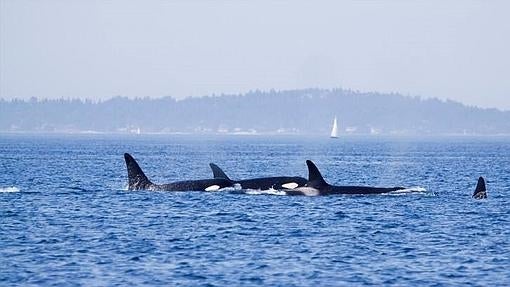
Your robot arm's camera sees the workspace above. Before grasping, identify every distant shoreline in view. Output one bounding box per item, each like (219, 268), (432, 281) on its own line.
(2, 89), (509, 135)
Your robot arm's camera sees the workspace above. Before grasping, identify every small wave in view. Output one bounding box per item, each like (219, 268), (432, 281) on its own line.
(396, 187), (427, 193)
(65, 186), (90, 192)
(0, 186), (20, 193)
(245, 188), (287, 196)
(386, 186), (429, 195)
(218, 183), (243, 192)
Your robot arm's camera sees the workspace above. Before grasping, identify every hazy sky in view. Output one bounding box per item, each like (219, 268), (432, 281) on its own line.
(1, 0), (509, 110)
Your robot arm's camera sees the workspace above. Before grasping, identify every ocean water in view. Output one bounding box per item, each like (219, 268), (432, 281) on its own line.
(1, 134), (509, 286)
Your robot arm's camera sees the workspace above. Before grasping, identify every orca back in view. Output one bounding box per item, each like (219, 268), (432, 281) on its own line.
(210, 163), (306, 190)
(159, 178), (233, 191)
(238, 177), (307, 190)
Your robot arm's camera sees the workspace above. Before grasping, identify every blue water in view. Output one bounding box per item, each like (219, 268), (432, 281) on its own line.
(1, 134), (509, 286)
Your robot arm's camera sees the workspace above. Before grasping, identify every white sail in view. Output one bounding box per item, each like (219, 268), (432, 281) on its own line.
(330, 116), (338, 138)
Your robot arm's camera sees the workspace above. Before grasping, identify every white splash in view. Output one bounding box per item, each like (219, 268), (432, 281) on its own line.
(218, 183), (243, 192)
(387, 186), (428, 195)
(398, 186), (427, 193)
(0, 186), (20, 193)
(245, 188), (287, 196)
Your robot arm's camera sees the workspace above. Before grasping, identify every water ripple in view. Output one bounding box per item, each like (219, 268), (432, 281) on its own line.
(1, 135), (509, 286)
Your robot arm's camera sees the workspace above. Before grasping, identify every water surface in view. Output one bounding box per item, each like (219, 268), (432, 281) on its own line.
(1, 134), (509, 286)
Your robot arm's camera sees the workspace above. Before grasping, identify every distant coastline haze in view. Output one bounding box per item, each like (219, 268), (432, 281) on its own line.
(1, 0), (509, 110)
(2, 89), (509, 135)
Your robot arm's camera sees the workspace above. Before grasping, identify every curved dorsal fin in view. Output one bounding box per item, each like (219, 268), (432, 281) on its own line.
(473, 176), (487, 199)
(124, 153), (153, 190)
(209, 163), (231, 181)
(305, 160), (328, 188)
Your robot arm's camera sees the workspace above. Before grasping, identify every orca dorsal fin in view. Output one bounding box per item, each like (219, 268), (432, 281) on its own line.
(473, 176), (487, 199)
(305, 160), (328, 188)
(124, 153), (153, 190)
(209, 163), (231, 181)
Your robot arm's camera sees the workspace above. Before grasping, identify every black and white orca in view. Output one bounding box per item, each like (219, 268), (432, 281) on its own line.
(472, 177), (487, 199)
(285, 160), (406, 196)
(209, 163), (307, 190)
(124, 153), (233, 191)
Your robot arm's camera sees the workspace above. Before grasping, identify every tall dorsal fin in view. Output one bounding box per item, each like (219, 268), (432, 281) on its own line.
(124, 153), (153, 190)
(473, 176), (487, 199)
(209, 163), (231, 181)
(305, 160), (328, 188)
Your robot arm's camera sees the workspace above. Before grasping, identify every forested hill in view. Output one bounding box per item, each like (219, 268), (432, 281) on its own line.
(1, 89), (509, 135)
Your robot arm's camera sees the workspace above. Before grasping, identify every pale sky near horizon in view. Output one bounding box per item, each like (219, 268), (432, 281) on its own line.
(1, 0), (509, 110)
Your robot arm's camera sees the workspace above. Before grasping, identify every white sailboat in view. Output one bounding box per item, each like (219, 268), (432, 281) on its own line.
(330, 116), (338, 138)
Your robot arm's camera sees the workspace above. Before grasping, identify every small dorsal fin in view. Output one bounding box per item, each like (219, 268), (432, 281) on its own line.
(209, 163), (231, 181)
(473, 176), (487, 199)
(305, 160), (328, 188)
(124, 153), (153, 190)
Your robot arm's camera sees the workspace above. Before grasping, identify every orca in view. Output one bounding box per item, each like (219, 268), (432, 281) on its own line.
(209, 163), (307, 190)
(124, 153), (233, 191)
(472, 176), (487, 199)
(285, 160), (406, 196)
